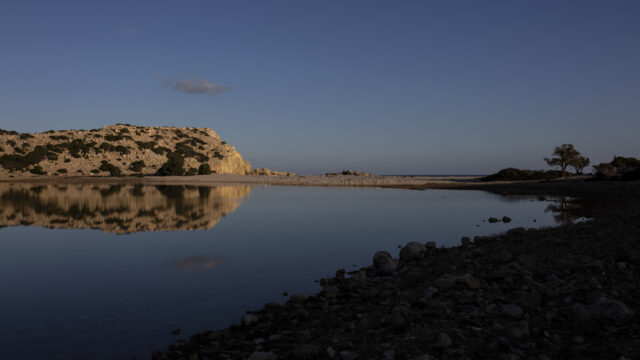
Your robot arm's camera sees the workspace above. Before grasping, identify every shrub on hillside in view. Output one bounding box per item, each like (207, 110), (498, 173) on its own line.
(198, 163), (212, 175)
(186, 167), (198, 176)
(129, 160), (146, 172)
(0, 145), (52, 171)
(156, 153), (185, 176)
(30, 166), (46, 175)
(480, 168), (564, 182)
(99, 160), (122, 177)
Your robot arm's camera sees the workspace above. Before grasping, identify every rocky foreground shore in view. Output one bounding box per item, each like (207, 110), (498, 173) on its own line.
(153, 181), (639, 360)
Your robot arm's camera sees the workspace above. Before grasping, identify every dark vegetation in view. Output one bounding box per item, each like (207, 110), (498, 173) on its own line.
(46, 139), (97, 158)
(29, 166), (46, 175)
(56, 168), (68, 174)
(152, 146), (171, 155)
(545, 144), (590, 177)
(104, 133), (133, 142)
(0, 145), (56, 171)
(480, 168), (564, 182)
(198, 163), (212, 175)
(175, 140), (209, 162)
(98, 161), (122, 177)
(156, 153), (185, 176)
(593, 156), (640, 181)
(186, 167), (199, 176)
(97, 142), (131, 155)
(129, 160), (146, 172)
(136, 141), (157, 150)
(0, 129), (20, 136)
(49, 135), (69, 141)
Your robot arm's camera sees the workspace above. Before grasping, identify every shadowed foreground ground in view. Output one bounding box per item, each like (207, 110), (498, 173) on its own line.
(152, 180), (639, 360)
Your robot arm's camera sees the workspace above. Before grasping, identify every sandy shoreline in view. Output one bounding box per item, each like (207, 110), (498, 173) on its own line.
(0, 174), (482, 188)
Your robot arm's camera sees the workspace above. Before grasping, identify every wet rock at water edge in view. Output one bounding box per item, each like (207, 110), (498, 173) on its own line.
(436, 332), (452, 348)
(506, 321), (530, 338)
(248, 351), (277, 360)
(399, 241), (426, 261)
(373, 251), (398, 274)
(590, 297), (633, 324)
(501, 304), (524, 318)
(488, 217), (500, 223)
(502, 216), (512, 223)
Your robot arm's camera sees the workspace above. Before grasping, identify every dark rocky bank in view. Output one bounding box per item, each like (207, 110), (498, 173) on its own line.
(153, 181), (640, 360)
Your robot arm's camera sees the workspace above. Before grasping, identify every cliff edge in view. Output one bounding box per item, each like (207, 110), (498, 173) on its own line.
(0, 124), (253, 177)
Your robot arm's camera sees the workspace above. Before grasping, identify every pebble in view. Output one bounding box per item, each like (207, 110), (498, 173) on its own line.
(248, 351), (277, 360)
(436, 332), (452, 348)
(501, 304), (524, 318)
(590, 297), (633, 324)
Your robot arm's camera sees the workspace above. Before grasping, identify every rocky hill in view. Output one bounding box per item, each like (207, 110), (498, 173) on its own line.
(0, 124), (253, 177)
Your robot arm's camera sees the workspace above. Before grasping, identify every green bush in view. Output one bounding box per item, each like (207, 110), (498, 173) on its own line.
(174, 141), (209, 162)
(129, 160), (146, 172)
(99, 160), (122, 177)
(0, 129), (19, 136)
(151, 146), (171, 155)
(186, 167), (198, 176)
(198, 163), (212, 175)
(49, 135), (69, 141)
(104, 134), (124, 142)
(593, 156), (640, 180)
(0, 145), (52, 171)
(136, 141), (157, 150)
(30, 166), (46, 175)
(481, 168), (564, 182)
(19, 133), (34, 139)
(156, 152), (185, 176)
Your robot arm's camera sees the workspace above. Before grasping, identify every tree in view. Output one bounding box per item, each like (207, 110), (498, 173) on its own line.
(544, 144), (581, 178)
(156, 152), (185, 176)
(570, 156), (590, 175)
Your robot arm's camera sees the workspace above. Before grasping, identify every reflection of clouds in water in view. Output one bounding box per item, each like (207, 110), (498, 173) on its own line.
(174, 255), (231, 272)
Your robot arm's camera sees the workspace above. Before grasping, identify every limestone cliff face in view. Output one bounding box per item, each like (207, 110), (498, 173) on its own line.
(0, 124), (252, 177)
(0, 183), (252, 234)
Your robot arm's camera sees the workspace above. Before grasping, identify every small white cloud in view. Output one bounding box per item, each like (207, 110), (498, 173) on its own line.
(172, 78), (232, 96)
(120, 28), (136, 35)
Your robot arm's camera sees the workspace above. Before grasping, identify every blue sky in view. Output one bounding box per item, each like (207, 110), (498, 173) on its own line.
(1, 1), (639, 174)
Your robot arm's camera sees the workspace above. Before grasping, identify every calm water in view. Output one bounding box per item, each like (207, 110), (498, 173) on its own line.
(0, 183), (571, 359)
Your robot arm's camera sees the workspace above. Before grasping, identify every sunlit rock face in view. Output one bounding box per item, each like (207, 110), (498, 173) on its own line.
(0, 184), (252, 233)
(0, 124), (253, 177)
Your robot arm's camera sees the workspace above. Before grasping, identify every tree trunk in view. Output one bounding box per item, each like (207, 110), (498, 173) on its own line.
(562, 164), (566, 178)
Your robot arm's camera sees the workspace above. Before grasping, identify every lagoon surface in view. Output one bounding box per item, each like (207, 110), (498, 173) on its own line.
(0, 184), (570, 359)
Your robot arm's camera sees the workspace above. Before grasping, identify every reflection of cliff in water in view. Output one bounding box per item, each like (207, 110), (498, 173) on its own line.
(0, 184), (252, 233)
